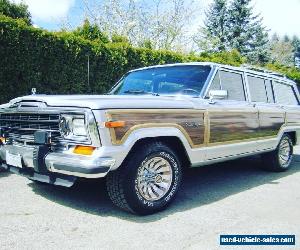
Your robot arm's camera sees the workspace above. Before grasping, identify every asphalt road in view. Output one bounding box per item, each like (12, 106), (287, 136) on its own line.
(1, 148), (300, 250)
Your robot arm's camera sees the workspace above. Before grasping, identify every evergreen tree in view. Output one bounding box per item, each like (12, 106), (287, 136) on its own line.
(227, 0), (269, 63)
(283, 35), (291, 43)
(202, 0), (228, 52)
(292, 36), (300, 53)
(271, 33), (280, 43)
(111, 33), (130, 44)
(269, 35), (294, 66)
(73, 19), (109, 43)
(292, 36), (300, 67)
(0, 0), (31, 25)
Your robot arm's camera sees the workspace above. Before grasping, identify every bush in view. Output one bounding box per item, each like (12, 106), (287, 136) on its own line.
(0, 15), (299, 104)
(0, 0), (31, 25)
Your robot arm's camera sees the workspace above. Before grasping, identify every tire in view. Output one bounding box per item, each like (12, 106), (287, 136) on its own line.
(106, 141), (183, 215)
(0, 166), (6, 172)
(261, 134), (293, 172)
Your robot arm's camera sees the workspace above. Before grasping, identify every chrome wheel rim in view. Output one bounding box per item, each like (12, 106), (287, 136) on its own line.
(278, 137), (292, 167)
(137, 156), (173, 201)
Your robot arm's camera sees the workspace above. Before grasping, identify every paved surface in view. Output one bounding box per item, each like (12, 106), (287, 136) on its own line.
(1, 148), (300, 250)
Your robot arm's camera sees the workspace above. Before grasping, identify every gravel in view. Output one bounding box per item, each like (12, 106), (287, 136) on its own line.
(1, 147), (300, 250)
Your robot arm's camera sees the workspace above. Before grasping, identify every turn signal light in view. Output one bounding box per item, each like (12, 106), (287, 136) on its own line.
(73, 145), (95, 155)
(105, 121), (125, 128)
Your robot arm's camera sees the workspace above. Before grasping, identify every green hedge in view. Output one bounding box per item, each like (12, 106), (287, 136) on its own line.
(0, 15), (299, 104)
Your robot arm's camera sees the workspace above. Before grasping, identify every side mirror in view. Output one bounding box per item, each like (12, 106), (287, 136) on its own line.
(209, 90), (228, 103)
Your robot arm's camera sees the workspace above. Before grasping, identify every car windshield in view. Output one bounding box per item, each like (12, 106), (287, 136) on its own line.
(111, 65), (211, 97)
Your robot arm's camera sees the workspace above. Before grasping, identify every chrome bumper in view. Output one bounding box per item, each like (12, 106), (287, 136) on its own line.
(0, 144), (115, 179)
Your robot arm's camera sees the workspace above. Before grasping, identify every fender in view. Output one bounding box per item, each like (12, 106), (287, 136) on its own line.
(107, 126), (204, 170)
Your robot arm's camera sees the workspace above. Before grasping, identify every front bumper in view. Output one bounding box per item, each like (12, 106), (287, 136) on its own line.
(0, 144), (115, 180)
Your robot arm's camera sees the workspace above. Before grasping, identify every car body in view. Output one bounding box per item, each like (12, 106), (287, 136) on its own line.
(0, 62), (299, 214)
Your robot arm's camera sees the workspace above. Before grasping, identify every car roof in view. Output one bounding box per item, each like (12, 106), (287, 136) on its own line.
(129, 62), (296, 86)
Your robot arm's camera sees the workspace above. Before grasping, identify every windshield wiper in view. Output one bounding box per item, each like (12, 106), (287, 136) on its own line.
(123, 90), (159, 96)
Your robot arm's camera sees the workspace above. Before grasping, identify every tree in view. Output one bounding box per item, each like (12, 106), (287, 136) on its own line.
(291, 36), (300, 67)
(226, 0), (270, 63)
(111, 33), (130, 44)
(73, 19), (110, 43)
(81, 0), (198, 51)
(292, 36), (300, 56)
(270, 35), (294, 66)
(196, 0), (269, 63)
(0, 0), (31, 25)
(195, 0), (228, 52)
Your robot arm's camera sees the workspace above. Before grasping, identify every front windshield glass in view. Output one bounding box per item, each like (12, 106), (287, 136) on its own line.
(111, 65), (211, 97)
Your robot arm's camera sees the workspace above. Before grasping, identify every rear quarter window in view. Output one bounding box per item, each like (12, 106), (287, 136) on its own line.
(273, 81), (298, 105)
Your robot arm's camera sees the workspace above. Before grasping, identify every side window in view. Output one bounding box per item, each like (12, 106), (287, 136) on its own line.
(219, 70), (246, 101)
(273, 81), (298, 105)
(206, 71), (221, 98)
(264, 79), (275, 103)
(247, 76), (267, 102)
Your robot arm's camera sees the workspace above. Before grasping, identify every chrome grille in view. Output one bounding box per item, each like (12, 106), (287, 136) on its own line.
(0, 113), (61, 143)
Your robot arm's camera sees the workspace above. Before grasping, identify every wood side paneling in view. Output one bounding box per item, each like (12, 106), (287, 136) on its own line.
(258, 111), (285, 137)
(107, 110), (205, 147)
(209, 111), (260, 143)
(106, 108), (288, 148)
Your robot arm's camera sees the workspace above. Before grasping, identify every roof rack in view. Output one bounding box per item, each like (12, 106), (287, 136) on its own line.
(241, 64), (287, 79)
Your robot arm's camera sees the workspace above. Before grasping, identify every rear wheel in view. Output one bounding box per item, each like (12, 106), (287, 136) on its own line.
(261, 134), (293, 172)
(106, 141), (183, 215)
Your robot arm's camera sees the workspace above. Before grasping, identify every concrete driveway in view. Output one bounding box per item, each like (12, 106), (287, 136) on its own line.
(1, 147), (300, 249)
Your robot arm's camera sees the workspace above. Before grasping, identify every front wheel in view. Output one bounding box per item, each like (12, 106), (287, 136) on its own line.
(261, 134), (293, 172)
(106, 141), (183, 215)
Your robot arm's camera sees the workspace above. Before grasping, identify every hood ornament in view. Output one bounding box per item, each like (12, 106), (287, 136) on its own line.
(31, 88), (36, 95)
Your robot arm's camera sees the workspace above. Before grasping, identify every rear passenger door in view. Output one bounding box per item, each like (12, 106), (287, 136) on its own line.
(205, 69), (260, 159)
(247, 75), (285, 151)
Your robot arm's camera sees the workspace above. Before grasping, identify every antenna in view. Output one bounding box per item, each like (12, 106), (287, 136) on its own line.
(87, 54), (90, 92)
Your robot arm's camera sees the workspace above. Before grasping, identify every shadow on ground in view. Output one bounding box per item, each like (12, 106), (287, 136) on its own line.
(0, 168), (11, 177)
(27, 155), (300, 222)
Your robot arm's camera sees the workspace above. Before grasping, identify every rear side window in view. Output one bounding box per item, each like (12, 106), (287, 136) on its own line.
(273, 81), (298, 105)
(219, 71), (246, 101)
(248, 76), (267, 102)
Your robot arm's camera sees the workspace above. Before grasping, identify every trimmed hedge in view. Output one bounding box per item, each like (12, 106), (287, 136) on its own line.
(0, 15), (299, 104)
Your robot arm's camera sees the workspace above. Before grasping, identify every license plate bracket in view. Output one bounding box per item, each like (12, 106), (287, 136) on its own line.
(6, 151), (23, 168)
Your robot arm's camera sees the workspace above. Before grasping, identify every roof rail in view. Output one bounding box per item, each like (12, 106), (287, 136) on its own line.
(241, 64), (287, 79)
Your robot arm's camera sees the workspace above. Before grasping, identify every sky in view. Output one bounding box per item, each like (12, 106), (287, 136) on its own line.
(12, 0), (300, 38)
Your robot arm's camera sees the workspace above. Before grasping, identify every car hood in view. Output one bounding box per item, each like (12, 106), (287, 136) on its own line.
(7, 94), (201, 110)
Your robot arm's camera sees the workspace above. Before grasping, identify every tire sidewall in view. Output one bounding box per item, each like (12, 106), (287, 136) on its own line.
(124, 144), (182, 214)
(277, 135), (293, 169)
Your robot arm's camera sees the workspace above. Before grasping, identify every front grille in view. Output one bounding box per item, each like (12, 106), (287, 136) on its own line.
(0, 113), (62, 143)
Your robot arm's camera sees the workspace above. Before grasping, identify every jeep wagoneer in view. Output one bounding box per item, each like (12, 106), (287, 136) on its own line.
(0, 62), (299, 214)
